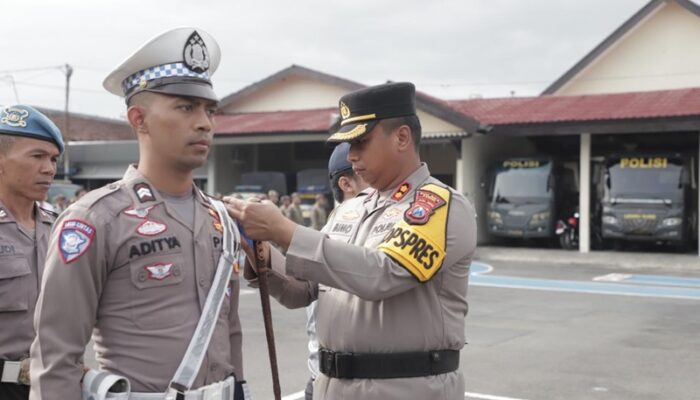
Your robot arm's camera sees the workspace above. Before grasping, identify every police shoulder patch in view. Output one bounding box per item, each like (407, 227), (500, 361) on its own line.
(59, 219), (96, 264)
(377, 183), (451, 282)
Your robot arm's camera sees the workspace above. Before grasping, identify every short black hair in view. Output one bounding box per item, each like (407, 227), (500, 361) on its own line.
(380, 115), (422, 150)
(0, 135), (15, 154)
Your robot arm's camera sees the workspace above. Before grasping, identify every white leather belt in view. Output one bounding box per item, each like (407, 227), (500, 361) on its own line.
(0, 360), (22, 384)
(110, 377), (234, 400)
(82, 370), (235, 400)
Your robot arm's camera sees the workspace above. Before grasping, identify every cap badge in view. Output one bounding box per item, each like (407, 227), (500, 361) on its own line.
(340, 101), (351, 120)
(1, 107), (29, 128)
(183, 31), (210, 73)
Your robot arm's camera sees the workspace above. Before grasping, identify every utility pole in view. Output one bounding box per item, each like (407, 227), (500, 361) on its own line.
(63, 63), (73, 181)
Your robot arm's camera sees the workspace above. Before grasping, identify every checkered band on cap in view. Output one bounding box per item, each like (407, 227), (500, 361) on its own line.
(121, 62), (210, 94)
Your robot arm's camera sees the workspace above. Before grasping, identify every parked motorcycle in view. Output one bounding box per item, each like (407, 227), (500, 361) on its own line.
(556, 212), (579, 250)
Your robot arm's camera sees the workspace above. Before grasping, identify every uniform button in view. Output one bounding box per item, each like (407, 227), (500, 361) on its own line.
(210, 364), (218, 372)
(431, 352), (441, 362)
(138, 271), (147, 282)
(108, 183), (117, 190)
(199, 278), (206, 287)
(173, 266), (181, 277)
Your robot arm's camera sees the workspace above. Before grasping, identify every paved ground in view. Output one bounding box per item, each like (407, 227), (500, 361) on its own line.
(83, 248), (700, 399)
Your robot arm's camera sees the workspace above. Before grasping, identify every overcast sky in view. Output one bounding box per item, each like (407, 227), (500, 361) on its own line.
(0, 0), (647, 119)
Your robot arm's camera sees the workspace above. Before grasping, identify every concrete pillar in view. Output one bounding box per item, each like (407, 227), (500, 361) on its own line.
(579, 133), (591, 253)
(206, 145), (217, 195)
(455, 139), (466, 195)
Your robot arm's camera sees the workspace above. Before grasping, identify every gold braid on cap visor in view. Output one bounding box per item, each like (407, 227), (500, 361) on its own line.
(331, 124), (368, 141)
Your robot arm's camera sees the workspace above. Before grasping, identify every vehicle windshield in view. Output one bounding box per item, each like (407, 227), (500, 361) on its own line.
(490, 161), (552, 203)
(607, 157), (684, 198)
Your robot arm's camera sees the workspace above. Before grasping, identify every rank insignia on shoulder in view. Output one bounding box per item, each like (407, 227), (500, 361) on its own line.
(378, 184), (451, 282)
(136, 220), (167, 236)
(134, 182), (156, 203)
(391, 182), (411, 202)
(124, 205), (154, 219)
(404, 188), (446, 225)
(59, 219), (96, 264)
(0, 208), (7, 219)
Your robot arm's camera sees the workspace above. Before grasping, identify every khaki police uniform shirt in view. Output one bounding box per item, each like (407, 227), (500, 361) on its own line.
(30, 166), (243, 399)
(254, 164), (477, 400)
(0, 203), (54, 361)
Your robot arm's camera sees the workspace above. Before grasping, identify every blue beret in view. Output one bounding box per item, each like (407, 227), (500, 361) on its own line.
(0, 105), (64, 153)
(328, 142), (352, 179)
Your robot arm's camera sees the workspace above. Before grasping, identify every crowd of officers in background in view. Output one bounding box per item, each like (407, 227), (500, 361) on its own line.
(45, 187), (330, 230)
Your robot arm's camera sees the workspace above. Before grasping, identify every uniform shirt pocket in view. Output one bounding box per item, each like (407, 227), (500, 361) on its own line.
(128, 254), (189, 329)
(0, 256), (31, 312)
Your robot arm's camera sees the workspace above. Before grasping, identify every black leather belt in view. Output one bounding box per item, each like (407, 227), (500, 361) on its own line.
(318, 348), (459, 379)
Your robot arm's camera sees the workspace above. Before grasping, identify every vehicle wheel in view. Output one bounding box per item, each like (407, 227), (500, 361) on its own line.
(559, 233), (573, 250)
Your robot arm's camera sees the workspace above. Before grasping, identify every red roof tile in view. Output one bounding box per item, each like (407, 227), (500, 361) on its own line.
(214, 108), (337, 135)
(448, 88), (700, 126)
(37, 108), (132, 141)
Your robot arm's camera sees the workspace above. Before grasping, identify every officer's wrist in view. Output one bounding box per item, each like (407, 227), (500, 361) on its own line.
(272, 218), (296, 252)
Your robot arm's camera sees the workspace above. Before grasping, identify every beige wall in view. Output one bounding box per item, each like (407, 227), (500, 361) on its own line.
(220, 75), (349, 113)
(417, 110), (463, 137)
(555, 1), (700, 95)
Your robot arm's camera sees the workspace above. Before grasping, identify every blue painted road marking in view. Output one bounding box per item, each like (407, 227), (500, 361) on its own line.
(619, 274), (700, 288)
(470, 261), (700, 301)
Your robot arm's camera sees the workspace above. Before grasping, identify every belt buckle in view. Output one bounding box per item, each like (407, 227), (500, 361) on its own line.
(320, 350), (336, 378)
(333, 352), (353, 379)
(1, 360), (21, 384)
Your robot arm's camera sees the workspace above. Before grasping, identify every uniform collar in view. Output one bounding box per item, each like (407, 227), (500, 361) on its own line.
(383, 163), (431, 206)
(0, 200), (15, 223)
(122, 164), (211, 209)
(35, 202), (55, 224)
(0, 200), (53, 225)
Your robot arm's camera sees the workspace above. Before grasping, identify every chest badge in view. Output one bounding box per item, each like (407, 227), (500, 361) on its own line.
(136, 220), (168, 236)
(145, 263), (173, 280)
(341, 209), (360, 221)
(124, 205), (154, 219)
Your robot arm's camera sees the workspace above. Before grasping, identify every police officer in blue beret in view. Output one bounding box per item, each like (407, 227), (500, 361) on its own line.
(303, 142), (367, 400)
(0, 105), (63, 400)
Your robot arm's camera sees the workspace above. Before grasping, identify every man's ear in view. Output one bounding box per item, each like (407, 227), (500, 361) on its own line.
(395, 124), (412, 153)
(338, 176), (352, 193)
(127, 106), (148, 135)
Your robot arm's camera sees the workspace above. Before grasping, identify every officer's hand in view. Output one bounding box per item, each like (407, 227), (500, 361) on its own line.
(224, 197), (296, 250)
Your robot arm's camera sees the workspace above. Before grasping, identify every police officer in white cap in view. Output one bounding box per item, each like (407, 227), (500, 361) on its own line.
(0, 105), (63, 400)
(30, 28), (250, 400)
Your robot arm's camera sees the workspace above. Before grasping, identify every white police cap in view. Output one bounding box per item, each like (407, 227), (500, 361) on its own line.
(103, 27), (221, 102)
